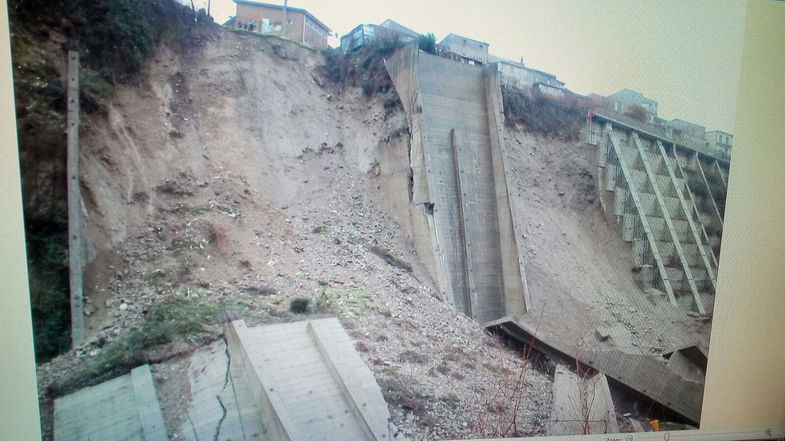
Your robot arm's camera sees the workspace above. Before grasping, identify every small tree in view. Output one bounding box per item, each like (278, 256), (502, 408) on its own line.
(419, 33), (436, 54)
(623, 103), (649, 123)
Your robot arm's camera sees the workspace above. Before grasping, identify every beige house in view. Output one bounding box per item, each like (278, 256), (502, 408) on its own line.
(233, 0), (331, 49)
(439, 33), (489, 64)
(706, 130), (733, 158)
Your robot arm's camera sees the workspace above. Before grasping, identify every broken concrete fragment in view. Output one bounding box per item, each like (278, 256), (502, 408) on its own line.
(595, 327), (612, 342)
(549, 365), (618, 435)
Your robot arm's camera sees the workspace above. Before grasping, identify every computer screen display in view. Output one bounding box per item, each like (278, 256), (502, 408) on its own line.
(1, 1), (783, 440)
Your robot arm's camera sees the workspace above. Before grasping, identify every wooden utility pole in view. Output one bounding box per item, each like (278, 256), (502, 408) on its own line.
(67, 50), (84, 347)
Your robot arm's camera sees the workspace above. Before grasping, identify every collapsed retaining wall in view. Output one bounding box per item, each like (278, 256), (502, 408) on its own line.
(384, 45), (529, 324)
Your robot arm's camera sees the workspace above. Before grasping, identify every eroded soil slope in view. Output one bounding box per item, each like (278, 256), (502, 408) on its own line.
(37, 29), (553, 440)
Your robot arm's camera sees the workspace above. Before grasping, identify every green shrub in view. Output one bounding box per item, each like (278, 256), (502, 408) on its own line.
(623, 103), (649, 122)
(705, 173), (727, 216)
(289, 297), (310, 314)
(26, 226), (70, 362)
(418, 33), (436, 54)
(687, 170), (726, 216)
(687, 174), (708, 198)
(80, 69), (114, 113)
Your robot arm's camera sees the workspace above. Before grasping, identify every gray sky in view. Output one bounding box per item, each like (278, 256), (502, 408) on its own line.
(201, 0), (745, 133)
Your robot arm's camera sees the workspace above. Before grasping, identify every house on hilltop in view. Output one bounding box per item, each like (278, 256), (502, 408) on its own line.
(490, 57), (565, 90)
(706, 130), (733, 158)
(233, 0), (331, 49)
(340, 19), (420, 52)
(668, 118), (706, 139)
(439, 33), (489, 65)
(606, 88), (659, 122)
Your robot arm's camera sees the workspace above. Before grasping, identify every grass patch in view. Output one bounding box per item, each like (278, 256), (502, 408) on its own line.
(378, 376), (428, 413)
(442, 392), (461, 408)
(313, 287), (369, 313)
(312, 224), (328, 235)
(398, 349), (428, 364)
(59, 295), (222, 394)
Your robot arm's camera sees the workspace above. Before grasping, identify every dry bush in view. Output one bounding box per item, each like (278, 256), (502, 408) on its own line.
(623, 103), (649, 123)
(502, 85), (587, 140)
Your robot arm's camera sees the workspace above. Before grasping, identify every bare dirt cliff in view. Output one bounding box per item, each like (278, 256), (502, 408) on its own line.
(36, 28), (555, 440)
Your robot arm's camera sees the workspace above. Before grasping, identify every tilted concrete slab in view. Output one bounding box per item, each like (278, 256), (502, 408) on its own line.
(385, 44), (528, 324)
(549, 365), (618, 435)
(225, 318), (395, 441)
(54, 364), (168, 441)
(488, 315), (703, 424)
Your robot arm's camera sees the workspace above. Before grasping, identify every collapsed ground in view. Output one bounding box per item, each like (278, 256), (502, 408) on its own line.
(17, 18), (708, 441)
(31, 29), (553, 440)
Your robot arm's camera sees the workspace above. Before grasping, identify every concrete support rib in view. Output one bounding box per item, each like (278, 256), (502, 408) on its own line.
(712, 159), (727, 187)
(484, 66), (531, 315)
(606, 129), (677, 306)
(656, 141), (717, 289)
(450, 128), (474, 316)
(693, 152), (725, 227)
(632, 134), (703, 313)
(669, 147), (720, 269)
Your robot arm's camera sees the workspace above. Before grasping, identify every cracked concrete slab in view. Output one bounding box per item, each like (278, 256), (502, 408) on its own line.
(181, 339), (264, 441)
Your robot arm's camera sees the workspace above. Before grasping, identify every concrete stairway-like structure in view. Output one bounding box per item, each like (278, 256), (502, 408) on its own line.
(594, 118), (729, 313)
(385, 44), (529, 324)
(225, 318), (394, 441)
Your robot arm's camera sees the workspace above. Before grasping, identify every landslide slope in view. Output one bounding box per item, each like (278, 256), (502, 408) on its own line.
(36, 28), (553, 440)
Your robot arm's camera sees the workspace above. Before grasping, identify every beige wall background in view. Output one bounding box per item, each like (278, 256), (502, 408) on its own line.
(0, 0), (43, 439)
(0, 1), (782, 439)
(700, 0), (785, 427)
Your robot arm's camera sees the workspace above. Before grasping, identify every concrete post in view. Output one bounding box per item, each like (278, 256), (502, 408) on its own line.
(450, 128), (473, 317)
(67, 50), (84, 346)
